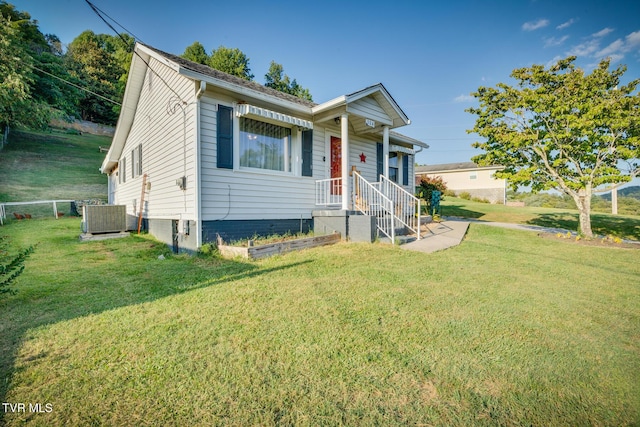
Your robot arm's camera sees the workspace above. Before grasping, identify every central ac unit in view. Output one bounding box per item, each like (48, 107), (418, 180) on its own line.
(82, 205), (127, 234)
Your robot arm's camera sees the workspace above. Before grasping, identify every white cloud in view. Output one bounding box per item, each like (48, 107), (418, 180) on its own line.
(544, 35), (569, 47)
(568, 39), (601, 57)
(625, 31), (640, 49)
(596, 39), (625, 58)
(522, 18), (549, 31)
(591, 30), (640, 63)
(556, 18), (576, 30)
(453, 94), (474, 103)
(592, 27), (614, 38)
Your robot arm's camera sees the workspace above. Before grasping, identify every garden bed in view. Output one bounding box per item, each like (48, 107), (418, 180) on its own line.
(218, 232), (341, 259)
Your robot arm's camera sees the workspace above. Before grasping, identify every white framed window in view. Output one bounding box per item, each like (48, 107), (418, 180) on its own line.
(239, 117), (291, 172)
(470, 172), (477, 180)
(389, 152), (399, 183)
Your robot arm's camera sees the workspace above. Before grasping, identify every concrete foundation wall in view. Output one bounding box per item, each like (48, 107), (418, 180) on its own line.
(312, 210), (376, 243)
(148, 218), (198, 254)
(202, 218), (313, 244)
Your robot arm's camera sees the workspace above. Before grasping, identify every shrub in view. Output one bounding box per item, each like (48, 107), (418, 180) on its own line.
(1, 236), (34, 297)
(471, 197), (490, 203)
(459, 191), (471, 200)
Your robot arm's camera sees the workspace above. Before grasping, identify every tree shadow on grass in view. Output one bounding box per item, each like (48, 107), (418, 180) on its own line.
(0, 228), (312, 418)
(526, 212), (578, 232)
(440, 204), (485, 219)
(527, 212), (640, 240)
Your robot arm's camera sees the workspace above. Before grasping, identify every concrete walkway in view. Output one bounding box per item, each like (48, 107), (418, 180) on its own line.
(400, 216), (640, 253)
(400, 220), (470, 253)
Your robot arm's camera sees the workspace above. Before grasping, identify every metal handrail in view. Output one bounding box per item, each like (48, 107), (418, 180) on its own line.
(315, 177), (342, 206)
(352, 172), (395, 243)
(377, 175), (421, 239)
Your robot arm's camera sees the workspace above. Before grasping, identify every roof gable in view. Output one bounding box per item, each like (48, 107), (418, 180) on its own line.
(312, 83), (410, 129)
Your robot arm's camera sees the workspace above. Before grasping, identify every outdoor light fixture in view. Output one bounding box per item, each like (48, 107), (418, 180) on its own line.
(334, 117), (340, 125)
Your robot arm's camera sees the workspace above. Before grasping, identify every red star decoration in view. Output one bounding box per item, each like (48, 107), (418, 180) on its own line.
(359, 152), (366, 163)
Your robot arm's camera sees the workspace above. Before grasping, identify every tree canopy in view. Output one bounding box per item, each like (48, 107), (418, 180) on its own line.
(2, 1), (315, 131)
(265, 61), (313, 101)
(467, 56), (640, 237)
(0, 12), (33, 130)
(65, 30), (132, 124)
(181, 41), (209, 65)
(208, 46), (254, 81)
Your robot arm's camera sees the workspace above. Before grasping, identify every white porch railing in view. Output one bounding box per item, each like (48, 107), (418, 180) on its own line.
(352, 172), (395, 243)
(376, 175), (421, 239)
(315, 177), (343, 206)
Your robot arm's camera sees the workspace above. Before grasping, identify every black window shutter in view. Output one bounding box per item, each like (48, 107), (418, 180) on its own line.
(402, 155), (409, 186)
(138, 144), (143, 175)
(301, 129), (313, 177)
(217, 105), (233, 169)
(376, 143), (384, 180)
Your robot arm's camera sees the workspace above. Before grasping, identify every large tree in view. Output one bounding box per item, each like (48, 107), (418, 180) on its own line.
(264, 61), (312, 101)
(208, 46), (253, 81)
(0, 12), (33, 130)
(467, 56), (640, 237)
(65, 30), (123, 124)
(181, 41), (209, 65)
(1, 1), (84, 125)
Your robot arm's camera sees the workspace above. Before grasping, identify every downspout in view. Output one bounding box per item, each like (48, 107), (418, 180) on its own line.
(195, 81), (206, 249)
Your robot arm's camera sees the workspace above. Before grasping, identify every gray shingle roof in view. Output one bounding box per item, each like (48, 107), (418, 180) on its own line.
(142, 44), (316, 108)
(415, 162), (503, 173)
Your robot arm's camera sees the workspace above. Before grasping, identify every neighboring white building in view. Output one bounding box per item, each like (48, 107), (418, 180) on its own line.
(101, 43), (428, 252)
(415, 162), (506, 204)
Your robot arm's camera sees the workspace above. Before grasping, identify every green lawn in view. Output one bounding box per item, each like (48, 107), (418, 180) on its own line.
(0, 130), (108, 203)
(442, 197), (640, 241)
(1, 218), (638, 426)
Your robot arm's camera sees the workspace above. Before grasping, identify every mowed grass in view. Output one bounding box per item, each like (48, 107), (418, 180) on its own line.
(1, 218), (638, 426)
(0, 130), (108, 203)
(442, 197), (640, 241)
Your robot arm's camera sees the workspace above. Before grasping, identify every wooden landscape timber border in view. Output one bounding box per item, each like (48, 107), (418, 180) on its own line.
(218, 233), (341, 260)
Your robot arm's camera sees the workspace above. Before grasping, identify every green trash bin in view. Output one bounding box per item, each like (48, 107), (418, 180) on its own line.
(430, 190), (441, 216)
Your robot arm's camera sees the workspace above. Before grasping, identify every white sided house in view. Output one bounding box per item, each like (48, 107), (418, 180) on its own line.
(415, 162), (506, 204)
(101, 43), (428, 252)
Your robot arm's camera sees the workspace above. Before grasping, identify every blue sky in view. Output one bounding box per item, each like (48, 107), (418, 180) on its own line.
(10, 0), (640, 168)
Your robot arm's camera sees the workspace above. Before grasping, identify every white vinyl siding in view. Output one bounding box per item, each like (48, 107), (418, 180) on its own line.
(113, 57), (197, 219)
(347, 97), (393, 133)
(200, 96), (317, 221)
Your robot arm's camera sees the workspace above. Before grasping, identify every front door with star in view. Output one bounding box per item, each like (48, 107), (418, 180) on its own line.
(330, 136), (342, 195)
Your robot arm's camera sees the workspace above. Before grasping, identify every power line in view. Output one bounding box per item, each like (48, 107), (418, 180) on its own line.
(31, 65), (121, 106)
(84, 0), (186, 104)
(83, 1), (143, 44)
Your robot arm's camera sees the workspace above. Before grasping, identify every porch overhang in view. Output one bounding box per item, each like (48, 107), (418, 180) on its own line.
(311, 83), (410, 132)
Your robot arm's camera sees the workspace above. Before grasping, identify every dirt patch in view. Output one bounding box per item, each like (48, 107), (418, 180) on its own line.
(537, 232), (639, 249)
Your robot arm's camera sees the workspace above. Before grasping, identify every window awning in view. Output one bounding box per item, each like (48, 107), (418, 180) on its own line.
(389, 144), (415, 155)
(236, 104), (313, 130)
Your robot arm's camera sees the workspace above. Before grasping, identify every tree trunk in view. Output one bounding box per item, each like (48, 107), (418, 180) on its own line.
(574, 189), (593, 238)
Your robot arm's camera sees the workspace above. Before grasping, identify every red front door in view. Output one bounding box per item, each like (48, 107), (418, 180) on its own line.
(330, 136), (341, 195)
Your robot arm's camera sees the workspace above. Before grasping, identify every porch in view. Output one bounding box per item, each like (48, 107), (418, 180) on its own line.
(314, 172), (423, 244)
